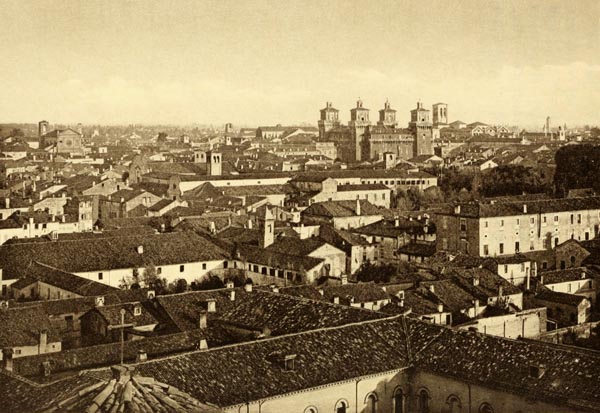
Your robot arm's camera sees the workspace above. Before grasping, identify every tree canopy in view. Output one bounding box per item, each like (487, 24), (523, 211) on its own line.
(554, 144), (600, 196)
(480, 165), (548, 197)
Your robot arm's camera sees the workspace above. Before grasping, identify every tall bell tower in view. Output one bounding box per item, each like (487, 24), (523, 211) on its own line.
(349, 99), (371, 161)
(378, 100), (397, 128)
(318, 102), (340, 139)
(409, 102), (433, 156)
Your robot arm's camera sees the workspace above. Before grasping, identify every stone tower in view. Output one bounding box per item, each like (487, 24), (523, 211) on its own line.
(377, 100), (397, 127)
(258, 207), (275, 248)
(318, 102), (340, 139)
(432, 103), (448, 126)
(349, 99), (371, 161)
(409, 102), (433, 156)
(207, 151), (222, 176)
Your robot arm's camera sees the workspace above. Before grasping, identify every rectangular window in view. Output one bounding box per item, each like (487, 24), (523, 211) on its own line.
(554, 215), (559, 223)
(499, 243), (504, 254)
(157, 267), (162, 274)
(530, 217), (535, 224)
(483, 245), (489, 256)
(577, 214), (581, 224)
(484, 221), (488, 228)
(460, 218), (467, 231)
(516, 219), (520, 225)
(504, 265), (508, 273)
(180, 265), (184, 272)
(500, 220), (504, 227)
(543, 216), (547, 223)
(98, 272), (103, 280)
(202, 263), (207, 270)
(515, 241), (520, 253)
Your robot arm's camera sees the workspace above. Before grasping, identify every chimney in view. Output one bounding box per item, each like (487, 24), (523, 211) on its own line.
(333, 296), (340, 305)
(271, 285), (279, 293)
(244, 282), (253, 293)
(523, 204), (527, 213)
(147, 290), (155, 299)
(136, 350), (148, 363)
(226, 281), (235, 289)
(247, 219), (253, 229)
(137, 245), (144, 254)
(454, 205), (461, 214)
(355, 199), (361, 216)
(399, 298), (405, 308)
(526, 270), (531, 291)
(95, 296), (105, 307)
(341, 275), (348, 285)
(206, 299), (216, 313)
(473, 299), (480, 315)
(4, 198), (9, 209)
(473, 277), (480, 287)
(39, 330), (48, 353)
(428, 284), (435, 294)
(198, 339), (208, 350)
(61, 215), (66, 223)
(498, 284), (503, 298)
(199, 310), (208, 329)
(209, 221), (216, 234)
(540, 275), (544, 285)
(41, 361), (52, 377)
(318, 288), (324, 296)
(581, 271), (586, 279)
(394, 217), (399, 227)
(2, 348), (13, 372)
(229, 290), (236, 301)
(437, 303), (444, 313)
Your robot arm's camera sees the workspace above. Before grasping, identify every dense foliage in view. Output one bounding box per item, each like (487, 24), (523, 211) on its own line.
(554, 144), (600, 196)
(480, 165), (548, 197)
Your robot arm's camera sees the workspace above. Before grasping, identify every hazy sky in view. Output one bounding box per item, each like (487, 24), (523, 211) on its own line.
(1, 0), (598, 127)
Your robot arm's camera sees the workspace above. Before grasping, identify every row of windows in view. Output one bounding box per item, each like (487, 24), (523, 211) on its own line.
(482, 212), (595, 228)
(304, 390), (496, 413)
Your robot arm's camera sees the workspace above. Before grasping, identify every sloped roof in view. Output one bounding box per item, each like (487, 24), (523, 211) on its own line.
(0, 305), (60, 348)
(0, 232), (229, 279)
(302, 199), (383, 218)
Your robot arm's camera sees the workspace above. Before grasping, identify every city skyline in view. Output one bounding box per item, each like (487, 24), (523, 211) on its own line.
(0, 0), (598, 127)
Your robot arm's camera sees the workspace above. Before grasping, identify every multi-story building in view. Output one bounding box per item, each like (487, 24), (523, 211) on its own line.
(437, 197), (600, 257)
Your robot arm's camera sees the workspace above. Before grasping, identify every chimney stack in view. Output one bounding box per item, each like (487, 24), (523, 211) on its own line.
(437, 303), (444, 313)
(523, 204), (527, 213)
(206, 299), (216, 313)
(333, 296), (340, 305)
(199, 310), (207, 329)
(136, 350), (148, 363)
(473, 277), (480, 287)
(341, 275), (348, 285)
(39, 330), (48, 353)
(473, 299), (480, 316)
(428, 284), (435, 294)
(2, 348), (13, 372)
(230, 290), (236, 301)
(244, 282), (253, 293)
(355, 199), (361, 216)
(5, 198), (9, 209)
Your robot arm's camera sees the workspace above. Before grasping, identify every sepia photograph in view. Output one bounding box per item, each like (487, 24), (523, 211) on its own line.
(0, 0), (599, 412)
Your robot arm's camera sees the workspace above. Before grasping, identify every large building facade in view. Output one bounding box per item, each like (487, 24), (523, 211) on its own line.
(318, 101), (436, 163)
(437, 197), (600, 257)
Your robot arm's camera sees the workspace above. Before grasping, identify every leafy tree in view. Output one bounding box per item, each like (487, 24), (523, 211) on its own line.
(157, 132), (168, 143)
(554, 144), (600, 196)
(355, 261), (396, 283)
(10, 128), (24, 137)
(480, 165), (548, 197)
(142, 264), (167, 293)
(169, 278), (188, 293)
(191, 274), (225, 290)
(224, 272), (246, 287)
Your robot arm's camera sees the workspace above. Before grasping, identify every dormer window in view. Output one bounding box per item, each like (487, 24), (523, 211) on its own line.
(134, 305), (142, 316)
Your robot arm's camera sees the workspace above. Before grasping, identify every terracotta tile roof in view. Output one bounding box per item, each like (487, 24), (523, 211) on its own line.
(540, 267), (596, 285)
(11, 261), (117, 296)
(0, 305), (60, 348)
(535, 289), (588, 306)
(237, 243), (324, 272)
(0, 232), (229, 279)
(43, 366), (222, 413)
(302, 199), (383, 218)
(322, 282), (390, 305)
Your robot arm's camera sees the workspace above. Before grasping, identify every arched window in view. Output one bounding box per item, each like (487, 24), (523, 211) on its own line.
(335, 400), (348, 413)
(479, 403), (494, 413)
(365, 393), (377, 413)
(304, 407), (318, 413)
(417, 389), (430, 413)
(393, 388), (404, 413)
(447, 395), (462, 413)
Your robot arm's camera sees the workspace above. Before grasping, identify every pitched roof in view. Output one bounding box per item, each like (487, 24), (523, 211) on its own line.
(540, 267), (596, 285)
(0, 232), (229, 279)
(0, 305), (60, 348)
(321, 282), (390, 305)
(302, 199), (383, 218)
